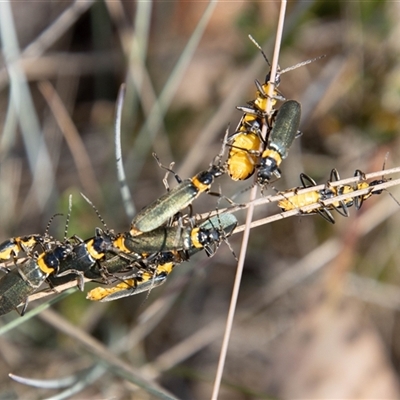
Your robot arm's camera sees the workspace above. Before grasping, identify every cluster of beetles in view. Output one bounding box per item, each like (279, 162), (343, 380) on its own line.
(0, 38), (388, 316)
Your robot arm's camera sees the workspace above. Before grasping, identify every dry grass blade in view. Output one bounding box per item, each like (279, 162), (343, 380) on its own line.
(211, 2), (288, 398)
(0, 1), (55, 210)
(0, 1), (95, 90)
(9, 370), (82, 389)
(127, 0), (218, 186)
(38, 81), (101, 201)
(114, 83), (136, 218)
(0, 290), (74, 336)
(37, 309), (178, 400)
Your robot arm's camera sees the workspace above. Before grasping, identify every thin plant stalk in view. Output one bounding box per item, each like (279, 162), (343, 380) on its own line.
(211, 1), (288, 398)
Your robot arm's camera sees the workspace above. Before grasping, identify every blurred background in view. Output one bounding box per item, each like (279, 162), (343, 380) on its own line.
(1, 0), (400, 398)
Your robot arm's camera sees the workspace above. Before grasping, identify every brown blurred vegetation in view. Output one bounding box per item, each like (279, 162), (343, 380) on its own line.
(1, 1), (400, 398)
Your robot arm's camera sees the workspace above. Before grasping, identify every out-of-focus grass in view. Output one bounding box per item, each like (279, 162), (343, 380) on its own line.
(1, 1), (400, 398)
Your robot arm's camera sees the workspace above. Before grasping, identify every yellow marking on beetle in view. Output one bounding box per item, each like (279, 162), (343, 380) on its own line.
(238, 114), (261, 133)
(332, 182), (372, 208)
(156, 262), (174, 274)
(21, 236), (38, 249)
(113, 235), (131, 254)
(0, 236), (40, 261)
(253, 85), (278, 112)
(190, 228), (203, 249)
(0, 246), (15, 261)
(192, 176), (210, 192)
(86, 280), (137, 301)
(351, 182), (371, 195)
(278, 191), (321, 212)
(261, 148), (282, 165)
(85, 239), (105, 260)
(87, 262), (175, 301)
(227, 133), (261, 181)
(37, 254), (55, 275)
